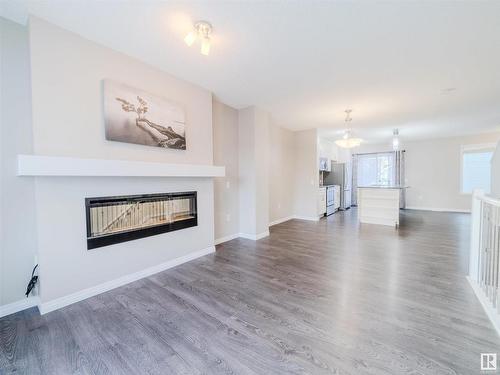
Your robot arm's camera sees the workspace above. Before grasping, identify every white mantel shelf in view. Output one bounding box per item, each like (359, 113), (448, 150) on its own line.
(17, 155), (225, 178)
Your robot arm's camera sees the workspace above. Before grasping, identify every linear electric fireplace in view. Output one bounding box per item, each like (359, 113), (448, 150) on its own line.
(85, 191), (197, 249)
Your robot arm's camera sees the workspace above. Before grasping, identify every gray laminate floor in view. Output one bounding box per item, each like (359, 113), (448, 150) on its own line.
(1, 209), (499, 374)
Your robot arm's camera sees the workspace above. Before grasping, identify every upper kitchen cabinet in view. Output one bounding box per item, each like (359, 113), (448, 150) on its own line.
(318, 137), (339, 163)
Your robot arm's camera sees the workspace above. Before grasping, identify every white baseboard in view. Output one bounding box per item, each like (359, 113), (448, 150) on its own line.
(406, 206), (470, 213)
(292, 215), (321, 221)
(39, 246), (215, 315)
(0, 296), (39, 318)
(214, 233), (239, 245)
(217, 214), (321, 244)
(466, 276), (500, 337)
(238, 230), (270, 241)
(269, 216), (294, 226)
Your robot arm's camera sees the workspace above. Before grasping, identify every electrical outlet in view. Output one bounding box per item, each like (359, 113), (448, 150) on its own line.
(226, 214), (231, 222)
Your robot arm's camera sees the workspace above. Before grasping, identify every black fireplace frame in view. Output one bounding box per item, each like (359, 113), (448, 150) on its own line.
(85, 191), (197, 250)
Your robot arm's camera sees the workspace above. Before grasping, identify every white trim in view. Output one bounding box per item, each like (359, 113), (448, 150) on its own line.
(214, 233), (239, 245)
(466, 276), (500, 337)
(469, 190), (484, 282)
(0, 297), (39, 318)
(461, 143), (497, 152)
(405, 206), (470, 213)
(292, 215), (321, 221)
(238, 230), (270, 241)
(269, 216), (294, 226)
(39, 246), (215, 315)
(475, 191), (500, 207)
(17, 155), (225, 178)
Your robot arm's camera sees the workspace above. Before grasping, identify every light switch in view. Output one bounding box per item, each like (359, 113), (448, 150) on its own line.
(226, 181), (231, 189)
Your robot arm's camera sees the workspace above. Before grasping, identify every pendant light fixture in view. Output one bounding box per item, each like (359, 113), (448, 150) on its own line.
(335, 109), (363, 148)
(392, 129), (400, 150)
(184, 21), (213, 56)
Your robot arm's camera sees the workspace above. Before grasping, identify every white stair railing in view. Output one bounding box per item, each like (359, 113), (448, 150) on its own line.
(468, 189), (500, 334)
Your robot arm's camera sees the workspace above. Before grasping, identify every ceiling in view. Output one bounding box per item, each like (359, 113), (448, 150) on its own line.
(2, 0), (500, 143)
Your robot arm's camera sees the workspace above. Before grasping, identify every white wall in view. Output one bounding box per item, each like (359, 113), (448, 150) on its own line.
(213, 102), (295, 237)
(318, 137), (351, 164)
(0, 18), (38, 307)
(0, 18), (3, 308)
(27, 18), (216, 308)
(491, 141), (500, 198)
(269, 124), (295, 223)
(337, 147), (352, 164)
(29, 17), (213, 165)
(357, 132), (500, 212)
(254, 108), (270, 235)
(35, 177), (214, 303)
(212, 98), (239, 241)
(293, 129), (319, 219)
(237, 107), (257, 235)
(237, 106), (270, 237)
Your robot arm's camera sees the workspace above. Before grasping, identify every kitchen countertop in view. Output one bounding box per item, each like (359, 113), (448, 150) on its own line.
(358, 185), (409, 189)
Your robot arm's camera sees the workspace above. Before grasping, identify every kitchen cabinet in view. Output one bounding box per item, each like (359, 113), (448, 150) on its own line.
(318, 187), (326, 216)
(334, 186), (341, 210)
(318, 137), (339, 165)
(357, 186), (407, 227)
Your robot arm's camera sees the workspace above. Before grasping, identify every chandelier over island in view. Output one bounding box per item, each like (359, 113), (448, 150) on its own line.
(335, 109), (363, 149)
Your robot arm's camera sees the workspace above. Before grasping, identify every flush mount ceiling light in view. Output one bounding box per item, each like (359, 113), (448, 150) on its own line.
(335, 110), (363, 148)
(392, 128), (400, 150)
(184, 21), (213, 56)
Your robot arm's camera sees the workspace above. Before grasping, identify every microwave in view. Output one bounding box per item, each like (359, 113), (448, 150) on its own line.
(319, 157), (331, 172)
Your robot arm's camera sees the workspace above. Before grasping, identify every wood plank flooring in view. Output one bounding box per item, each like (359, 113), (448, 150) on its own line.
(1, 209), (499, 374)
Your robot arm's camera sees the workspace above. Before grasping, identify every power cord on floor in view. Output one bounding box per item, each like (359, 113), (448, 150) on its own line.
(25, 264), (38, 297)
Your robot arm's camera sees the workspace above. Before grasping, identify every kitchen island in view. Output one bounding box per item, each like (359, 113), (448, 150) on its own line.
(357, 186), (407, 227)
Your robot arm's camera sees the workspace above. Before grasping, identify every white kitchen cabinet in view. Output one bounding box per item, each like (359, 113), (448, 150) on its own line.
(318, 137), (339, 164)
(318, 138), (328, 158)
(334, 186), (341, 210)
(358, 187), (404, 227)
(318, 188), (326, 216)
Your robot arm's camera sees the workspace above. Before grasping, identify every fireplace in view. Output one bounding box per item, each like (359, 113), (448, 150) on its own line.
(85, 191), (197, 249)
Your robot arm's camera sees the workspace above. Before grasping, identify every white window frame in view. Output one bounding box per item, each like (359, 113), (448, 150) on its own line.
(357, 151), (396, 187)
(460, 143), (496, 195)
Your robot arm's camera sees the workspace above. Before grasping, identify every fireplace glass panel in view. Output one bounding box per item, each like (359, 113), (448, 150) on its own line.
(85, 192), (197, 249)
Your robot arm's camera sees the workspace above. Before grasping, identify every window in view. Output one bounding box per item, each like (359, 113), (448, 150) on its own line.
(357, 152), (395, 187)
(461, 145), (494, 194)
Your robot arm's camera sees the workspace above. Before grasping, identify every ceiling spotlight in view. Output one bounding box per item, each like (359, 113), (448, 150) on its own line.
(392, 128), (400, 150)
(184, 31), (196, 47)
(184, 21), (213, 56)
(200, 36), (210, 56)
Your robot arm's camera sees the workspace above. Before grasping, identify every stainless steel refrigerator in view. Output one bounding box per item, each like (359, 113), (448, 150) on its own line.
(324, 162), (352, 210)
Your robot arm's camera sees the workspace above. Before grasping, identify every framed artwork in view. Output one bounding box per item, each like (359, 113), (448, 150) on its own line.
(103, 80), (186, 149)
